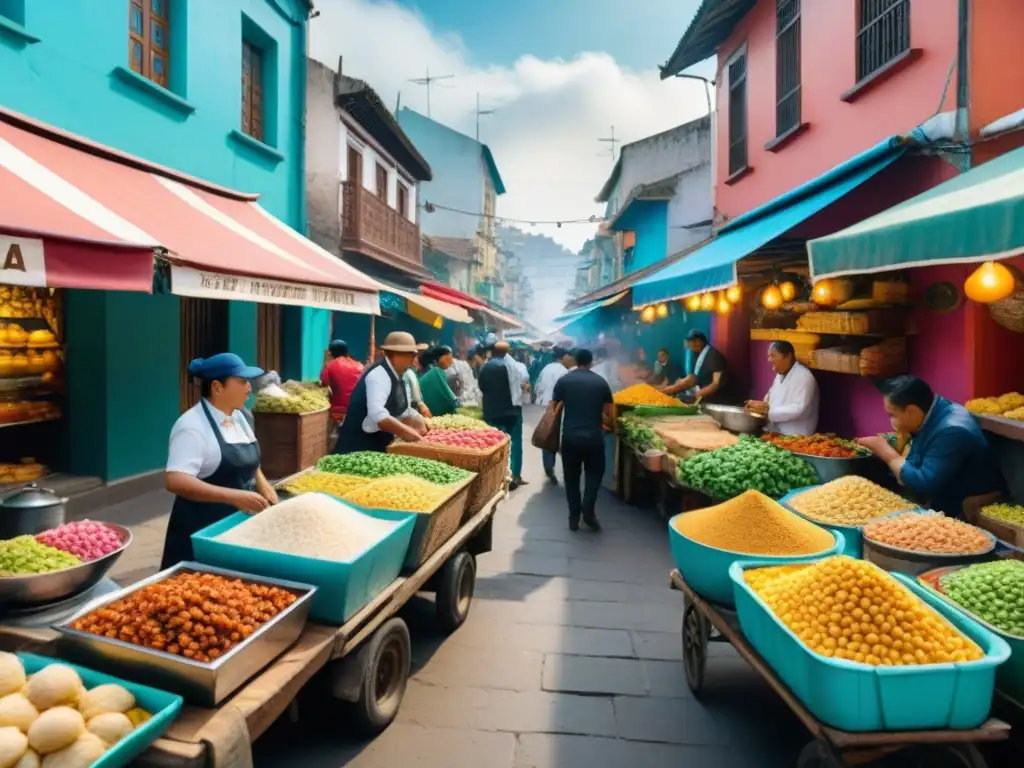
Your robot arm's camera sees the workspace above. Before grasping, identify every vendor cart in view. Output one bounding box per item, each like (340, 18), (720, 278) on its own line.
(670, 569), (1011, 768)
(0, 490), (506, 768)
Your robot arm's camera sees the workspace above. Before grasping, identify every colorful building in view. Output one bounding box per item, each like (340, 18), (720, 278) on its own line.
(0, 0), (378, 490)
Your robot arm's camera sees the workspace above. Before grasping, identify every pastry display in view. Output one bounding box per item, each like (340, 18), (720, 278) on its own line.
(0, 459), (47, 485)
(0, 400), (60, 425)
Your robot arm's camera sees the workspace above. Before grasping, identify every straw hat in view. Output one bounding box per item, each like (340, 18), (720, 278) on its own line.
(380, 331), (419, 353)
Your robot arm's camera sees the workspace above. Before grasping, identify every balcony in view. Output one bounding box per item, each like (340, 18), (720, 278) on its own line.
(341, 181), (425, 276)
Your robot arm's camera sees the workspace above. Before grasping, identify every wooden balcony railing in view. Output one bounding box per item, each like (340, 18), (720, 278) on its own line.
(341, 181), (422, 269)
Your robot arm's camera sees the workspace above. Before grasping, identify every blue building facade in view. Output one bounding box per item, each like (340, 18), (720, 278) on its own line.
(0, 0), (313, 482)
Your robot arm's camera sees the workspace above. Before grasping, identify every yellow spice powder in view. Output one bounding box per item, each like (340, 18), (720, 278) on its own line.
(673, 490), (834, 556)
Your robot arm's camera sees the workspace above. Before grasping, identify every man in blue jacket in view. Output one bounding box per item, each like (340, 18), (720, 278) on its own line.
(856, 376), (1004, 518)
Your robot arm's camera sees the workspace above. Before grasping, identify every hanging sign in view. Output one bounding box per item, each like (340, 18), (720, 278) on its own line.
(170, 266), (379, 315)
(0, 236), (46, 287)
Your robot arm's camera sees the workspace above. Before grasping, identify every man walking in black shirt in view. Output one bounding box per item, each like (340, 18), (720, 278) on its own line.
(549, 349), (614, 531)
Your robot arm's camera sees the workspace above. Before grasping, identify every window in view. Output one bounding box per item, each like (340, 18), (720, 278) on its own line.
(241, 40), (264, 141)
(375, 164), (388, 202)
(396, 181), (408, 218)
(256, 304), (281, 375)
(857, 0), (910, 82)
(129, 0), (170, 88)
(179, 298), (228, 412)
(775, 0), (801, 136)
(347, 145), (363, 185)
(726, 45), (748, 176)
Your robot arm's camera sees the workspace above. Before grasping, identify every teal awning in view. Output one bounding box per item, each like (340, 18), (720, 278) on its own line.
(632, 137), (906, 306)
(808, 144), (1024, 279)
(552, 291), (628, 331)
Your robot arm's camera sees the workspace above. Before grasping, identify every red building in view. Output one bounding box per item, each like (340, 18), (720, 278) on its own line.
(654, 0), (1024, 434)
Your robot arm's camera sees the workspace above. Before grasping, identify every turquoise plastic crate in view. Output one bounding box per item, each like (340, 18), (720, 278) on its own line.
(667, 514), (844, 607)
(729, 558), (1010, 732)
(779, 486), (912, 558)
(191, 499), (416, 625)
(18, 652), (182, 768)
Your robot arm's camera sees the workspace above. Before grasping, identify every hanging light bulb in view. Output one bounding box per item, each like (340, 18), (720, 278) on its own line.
(725, 285), (742, 304)
(684, 294), (701, 312)
(761, 285), (783, 310)
(655, 302), (669, 318)
(812, 279), (833, 305)
(965, 261), (1016, 303)
(640, 305), (656, 323)
(700, 292), (715, 311)
(716, 296), (731, 314)
(779, 280), (796, 301)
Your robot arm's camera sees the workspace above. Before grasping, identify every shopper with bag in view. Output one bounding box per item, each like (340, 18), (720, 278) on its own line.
(533, 347), (572, 483)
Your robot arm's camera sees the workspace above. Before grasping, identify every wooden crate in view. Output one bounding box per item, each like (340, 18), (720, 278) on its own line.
(403, 475), (474, 569)
(254, 409), (330, 479)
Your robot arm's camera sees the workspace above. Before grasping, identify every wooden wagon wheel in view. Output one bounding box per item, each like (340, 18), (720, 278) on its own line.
(681, 600), (708, 696)
(797, 739), (844, 768)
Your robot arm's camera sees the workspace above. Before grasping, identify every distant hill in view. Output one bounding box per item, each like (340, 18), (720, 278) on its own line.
(498, 226), (579, 329)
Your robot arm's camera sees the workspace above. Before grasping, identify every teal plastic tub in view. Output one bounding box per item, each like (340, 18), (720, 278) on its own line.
(19, 652), (182, 768)
(192, 501), (416, 625)
(779, 486), (911, 558)
(729, 558), (1010, 732)
(667, 514), (844, 607)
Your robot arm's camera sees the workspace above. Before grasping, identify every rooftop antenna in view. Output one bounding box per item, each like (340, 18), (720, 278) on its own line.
(475, 93), (496, 142)
(598, 126), (620, 163)
(408, 66), (454, 118)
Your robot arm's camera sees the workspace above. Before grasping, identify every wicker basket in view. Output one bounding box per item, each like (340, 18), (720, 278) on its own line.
(254, 409), (330, 479)
(813, 347), (861, 374)
(402, 475), (475, 569)
(387, 437), (510, 522)
(988, 264), (1024, 332)
(978, 514), (1024, 549)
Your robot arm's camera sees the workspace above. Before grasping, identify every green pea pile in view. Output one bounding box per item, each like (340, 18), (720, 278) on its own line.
(940, 560), (1024, 637)
(317, 451), (470, 485)
(0, 535), (82, 575)
(677, 435), (818, 500)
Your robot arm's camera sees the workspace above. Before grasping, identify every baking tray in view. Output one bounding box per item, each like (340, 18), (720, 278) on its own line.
(54, 561), (317, 706)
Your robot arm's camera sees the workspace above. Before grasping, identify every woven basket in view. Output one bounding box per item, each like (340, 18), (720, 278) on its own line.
(978, 513), (1024, 549)
(401, 475), (475, 569)
(388, 437), (510, 522)
(988, 263), (1024, 333)
(254, 409), (330, 479)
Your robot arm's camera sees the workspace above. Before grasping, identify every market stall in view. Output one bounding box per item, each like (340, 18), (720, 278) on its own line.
(252, 381), (332, 479)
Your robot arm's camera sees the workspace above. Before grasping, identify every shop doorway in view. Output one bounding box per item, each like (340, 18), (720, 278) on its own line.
(256, 303), (281, 374)
(179, 297), (228, 412)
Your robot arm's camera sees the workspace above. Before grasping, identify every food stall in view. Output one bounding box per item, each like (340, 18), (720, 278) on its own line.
(0, 415), (510, 767)
(251, 381), (332, 479)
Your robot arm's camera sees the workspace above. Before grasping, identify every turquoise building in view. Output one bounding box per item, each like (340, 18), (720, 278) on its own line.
(0, 0), (320, 483)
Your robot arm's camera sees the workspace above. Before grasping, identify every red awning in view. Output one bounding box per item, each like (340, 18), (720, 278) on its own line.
(0, 111), (379, 312)
(421, 281), (490, 310)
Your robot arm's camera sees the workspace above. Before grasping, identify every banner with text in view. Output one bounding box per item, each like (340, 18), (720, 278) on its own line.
(0, 236), (47, 287)
(171, 266), (379, 314)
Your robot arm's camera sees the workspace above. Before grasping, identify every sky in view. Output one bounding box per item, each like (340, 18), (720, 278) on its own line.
(309, 0), (715, 253)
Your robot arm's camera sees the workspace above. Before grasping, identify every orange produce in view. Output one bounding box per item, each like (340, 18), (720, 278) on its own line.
(862, 513), (992, 555)
(613, 383), (682, 408)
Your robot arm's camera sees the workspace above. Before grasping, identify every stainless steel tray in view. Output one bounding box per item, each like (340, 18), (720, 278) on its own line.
(0, 523), (132, 608)
(55, 561), (317, 706)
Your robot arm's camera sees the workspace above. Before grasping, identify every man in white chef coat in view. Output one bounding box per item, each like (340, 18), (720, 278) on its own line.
(745, 340), (819, 435)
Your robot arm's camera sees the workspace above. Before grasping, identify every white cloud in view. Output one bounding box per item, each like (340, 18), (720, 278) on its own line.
(308, 0), (710, 254)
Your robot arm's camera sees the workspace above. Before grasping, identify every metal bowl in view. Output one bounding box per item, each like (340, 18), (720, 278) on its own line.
(0, 523), (132, 609)
(702, 404), (765, 434)
(792, 452), (884, 485)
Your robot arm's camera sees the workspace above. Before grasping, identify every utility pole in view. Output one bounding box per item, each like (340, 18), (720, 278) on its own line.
(598, 126), (620, 163)
(475, 93), (495, 142)
(408, 66), (454, 118)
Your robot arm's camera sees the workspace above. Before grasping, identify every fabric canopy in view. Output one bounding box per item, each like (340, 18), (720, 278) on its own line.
(373, 281), (471, 325)
(632, 138), (907, 306)
(0, 110), (379, 313)
(808, 144), (1024, 279)
(553, 291), (628, 324)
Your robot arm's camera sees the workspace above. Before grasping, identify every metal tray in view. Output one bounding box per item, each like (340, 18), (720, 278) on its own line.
(55, 561), (317, 706)
(790, 452), (883, 485)
(0, 523), (132, 608)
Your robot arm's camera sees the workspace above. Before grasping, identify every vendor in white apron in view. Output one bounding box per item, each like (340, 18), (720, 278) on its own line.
(745, 340), (819, 435)
(161, 354), (278, 569)
(659, 330), (734, 404)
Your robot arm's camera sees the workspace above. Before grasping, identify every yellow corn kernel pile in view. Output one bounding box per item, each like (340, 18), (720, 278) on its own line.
(613, 383), (682, 407)
(282, 472), (371, 497)
(342, 474), (450, 512)
(788, 476), (916, 526)
(745, 556), (984, 666)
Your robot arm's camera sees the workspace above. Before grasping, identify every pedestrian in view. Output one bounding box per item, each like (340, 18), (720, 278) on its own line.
(534, 346), (572, 484)
(403, 345), (432, 419)
(419, 345), (460, 417)
(548, 348), (614, 531)
(319, 339), (364, 428)
(479, 340), (529, 489)
(592, 346), (624, 393)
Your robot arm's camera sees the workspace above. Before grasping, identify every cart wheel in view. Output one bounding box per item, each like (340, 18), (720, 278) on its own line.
(796, 740), (844, 768)
(436, 551), (476, 633)
(345, 617), (411, 736)
(681, 601), (708, 696)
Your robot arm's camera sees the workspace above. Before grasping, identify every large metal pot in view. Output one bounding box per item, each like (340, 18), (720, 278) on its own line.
(702, 404), (765, 435)
(0, 483), (67, 539)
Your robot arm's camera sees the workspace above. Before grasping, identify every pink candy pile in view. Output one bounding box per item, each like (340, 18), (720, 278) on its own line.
(36, 520), (124, 562)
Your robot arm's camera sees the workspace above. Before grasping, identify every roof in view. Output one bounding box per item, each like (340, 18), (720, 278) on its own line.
(608, 173), (683, 229)
(397, 108), (506, 194)
(661, 0), (755, 79)
(422, 235), (480, 263)
(336, 75), (432, 181)
(595, 158), (622, 203)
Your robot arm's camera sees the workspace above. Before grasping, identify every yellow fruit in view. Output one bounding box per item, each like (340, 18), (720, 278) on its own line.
(613, 384), (682, 408)
(282, 472), (371, 497)
(788, 476), (916, 526)
(342, 475), (450, 512)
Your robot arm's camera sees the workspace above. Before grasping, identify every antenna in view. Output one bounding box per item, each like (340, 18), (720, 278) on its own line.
(408, 66), (454, 118)
(598, 126), (620, 163)
(475, 93), (496, 142)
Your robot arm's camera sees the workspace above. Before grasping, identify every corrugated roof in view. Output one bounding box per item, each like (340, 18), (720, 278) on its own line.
(422, 235), (481, 263)
(661, 0), (755, 79)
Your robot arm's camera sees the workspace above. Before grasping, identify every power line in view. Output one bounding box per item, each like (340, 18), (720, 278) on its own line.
(422, 200), (604, 227)
(408, 66), (454, 118)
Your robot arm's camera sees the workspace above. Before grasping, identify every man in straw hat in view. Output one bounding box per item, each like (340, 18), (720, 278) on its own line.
(332, 331), (428, 455)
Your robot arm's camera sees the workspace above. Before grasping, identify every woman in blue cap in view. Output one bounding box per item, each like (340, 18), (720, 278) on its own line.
(161, 353), (278, 568)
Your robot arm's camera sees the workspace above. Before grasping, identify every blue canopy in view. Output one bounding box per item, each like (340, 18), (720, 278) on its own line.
(552, 291), (628, 328)
(632, 137), (907, 307)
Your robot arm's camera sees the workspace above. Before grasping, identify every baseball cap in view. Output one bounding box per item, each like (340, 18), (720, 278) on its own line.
(685, 329), (708, 343)
(187, 353), (264, 380)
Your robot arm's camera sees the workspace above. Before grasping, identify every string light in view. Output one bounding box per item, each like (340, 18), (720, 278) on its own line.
(656, 302), (669, 318)
(699, 292), (715, 311)
(716, 296), (731, 314)
(965, 261), (1016, 303)
(812, 280), (833, 305)
(684, 295), (701, 312)
(725, 285), (742, 303)
(761, 285), (783, 310)
(640, 305), (656, 323)
(422, 201), (605, 227)
(779, 280), (796, 301)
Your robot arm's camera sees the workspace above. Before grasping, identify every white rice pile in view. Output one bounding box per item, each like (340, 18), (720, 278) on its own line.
(216, 493), (400, 561)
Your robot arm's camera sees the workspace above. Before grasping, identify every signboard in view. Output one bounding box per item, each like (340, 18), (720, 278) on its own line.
(0, 236), (46, 287)
(171, 266), (379, 315)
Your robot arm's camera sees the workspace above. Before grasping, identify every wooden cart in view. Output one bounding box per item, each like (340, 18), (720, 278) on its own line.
(669, 570), (1011, 768)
